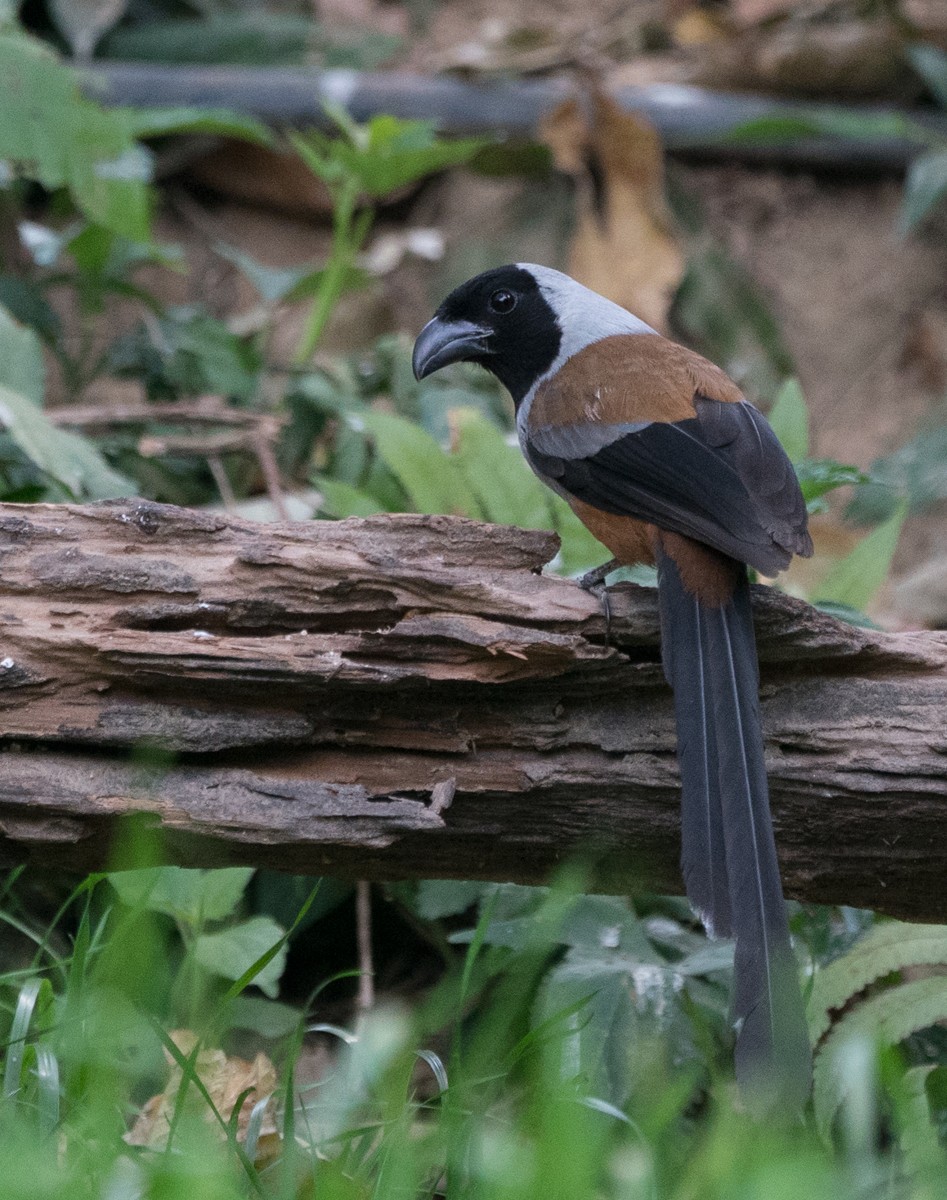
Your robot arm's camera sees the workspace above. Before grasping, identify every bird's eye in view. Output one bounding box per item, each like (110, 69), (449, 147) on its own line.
(488, 289), (517, 314)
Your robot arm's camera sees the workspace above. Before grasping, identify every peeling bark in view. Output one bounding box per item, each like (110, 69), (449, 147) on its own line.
(0, 501), (944, 919)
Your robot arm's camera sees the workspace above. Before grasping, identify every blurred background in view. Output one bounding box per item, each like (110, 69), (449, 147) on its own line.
(2, 2), (947, 1197)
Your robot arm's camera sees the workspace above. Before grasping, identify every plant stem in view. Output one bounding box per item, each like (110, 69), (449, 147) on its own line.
(294, 179), (372, 364)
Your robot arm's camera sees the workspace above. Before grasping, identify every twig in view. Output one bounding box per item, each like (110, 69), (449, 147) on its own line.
(252, 430), (290, 522)
(355, 881), (375, 1016)
(48, 398), (283, 430)
(207, 455), (237, 512)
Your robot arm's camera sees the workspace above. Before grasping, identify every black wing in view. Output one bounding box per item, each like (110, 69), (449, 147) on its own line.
(527, 397), (812, 575)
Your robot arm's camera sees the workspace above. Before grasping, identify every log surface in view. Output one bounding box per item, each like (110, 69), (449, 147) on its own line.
(0, 501), (945, 919)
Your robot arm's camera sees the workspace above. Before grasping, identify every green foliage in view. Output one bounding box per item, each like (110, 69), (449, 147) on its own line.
(290, 112), (486, 360)
(0, 304), (133, 499)
(808, 922), (947, 1044)
(0, 29), (151, 241)
(847, 425), (947, 525)
(299, 342), (604, 575)
(816, 503), (908, 610)
(767, 378), (810, 462)
(727, 66), (947, 235)
(4, 862), (947, 1199)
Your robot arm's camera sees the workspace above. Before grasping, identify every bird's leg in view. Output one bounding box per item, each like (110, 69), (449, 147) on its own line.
(577, 558), (620, 640)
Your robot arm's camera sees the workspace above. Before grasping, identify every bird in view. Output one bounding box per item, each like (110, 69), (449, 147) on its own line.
(412, 263), (813, 1110)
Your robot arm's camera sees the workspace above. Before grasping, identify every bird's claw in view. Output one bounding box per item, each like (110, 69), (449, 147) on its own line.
(577, 558), (619, 643)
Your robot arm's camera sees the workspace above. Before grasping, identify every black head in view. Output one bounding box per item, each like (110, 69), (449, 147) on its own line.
(412, 265), (561, 404)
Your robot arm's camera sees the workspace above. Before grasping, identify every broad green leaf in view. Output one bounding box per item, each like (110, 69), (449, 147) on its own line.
(213, 241), (311, 304)
(0, 303), (44, 405)
(813, 600), (880, 630)
(314, 475), (389, 517)
(900, 149), (947, 233)
(452, 408), (553, 528)
(535, 904), (684, 1106)
(0, 30), (152, 240)
(358, 409), (483, 517)
(897, 1065), (946, 1178)
(767, 378), (809, 462)
(847, 425), (947, 524)
(108, 866), (254, 924)
(815, 502), (907, 611)
(118, 106), (271, 147)
(551, 498), (612, 576)
(0, 275), (61, 343)
(194, 916), (287, 998)
(909, 43), (947, 109)
(808, 921), (947, 1043)
(0, 383), (133, 499)
(814, 976), (947, 1136)
(795, 459), (870, 508)
(227, 995), (302, 1039)
(729, 110), (917, 147)
(293, 117), (486, 200)
(415, 880), (489, 921)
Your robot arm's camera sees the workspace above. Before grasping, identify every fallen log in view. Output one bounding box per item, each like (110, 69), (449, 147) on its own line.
(0, 500), (944, 920)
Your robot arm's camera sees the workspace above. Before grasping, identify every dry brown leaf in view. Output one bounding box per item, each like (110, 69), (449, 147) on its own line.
(127, 1029), (279, 1159)
(672, 8), (731, 45)
(541, 91), (683, 333)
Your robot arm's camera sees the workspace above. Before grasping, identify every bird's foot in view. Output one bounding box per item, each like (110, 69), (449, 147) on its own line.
(577, 558), (620, 641)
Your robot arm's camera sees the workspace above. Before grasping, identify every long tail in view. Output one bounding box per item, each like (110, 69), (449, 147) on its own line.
(656, 544), (812, 1110)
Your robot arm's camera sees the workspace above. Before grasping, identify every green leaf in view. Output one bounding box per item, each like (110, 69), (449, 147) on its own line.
(3, 979), (45, 1098)
(0, 30), (152, 241)
(194, 916), (287, 998)
(766, 378), (809, 462)
(293, 116), (487, 200)
(795, 459), (870, 508)
(0, 303), (45, 405)
(452, 408), (554, 528)
(900, 150), (947, 233)
(358, 409), (483, 517)
(551, 498), (612, 576)
(909, 43), (947, 109)
(815, 502), (907, 611)
(897, 1065), (947, 1178)
(118, 107), (271, 147)
(314, 474), (389, 518)
(814, 976), (947, 1136)
(108, 866), (254, 924)
(729, 109), (918, 147)
(227, 995), (302, 1039)
(847, 425), (947, 524)
(807, 921), (947, 1043)
(0, 275), (61, 343)
(534, 901), (683, 1105)
(415, 880), (490, 920)
(813, 600), (880, 629)
(0, 383), (134, 499)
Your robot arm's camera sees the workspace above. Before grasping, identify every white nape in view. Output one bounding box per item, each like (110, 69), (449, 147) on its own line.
(514, 263), (658, 429)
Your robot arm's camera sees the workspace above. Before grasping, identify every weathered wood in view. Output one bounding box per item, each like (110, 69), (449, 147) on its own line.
(0, 500), (944, 919)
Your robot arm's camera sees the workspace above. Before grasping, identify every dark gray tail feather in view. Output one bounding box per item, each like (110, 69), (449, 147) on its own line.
(656, 547), (812, 1111)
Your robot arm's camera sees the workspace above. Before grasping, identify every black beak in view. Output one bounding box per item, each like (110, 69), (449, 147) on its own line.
(412, 317), (491, 380)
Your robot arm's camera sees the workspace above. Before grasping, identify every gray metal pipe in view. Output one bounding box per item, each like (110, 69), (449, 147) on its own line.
(82, 62), (947, 171)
